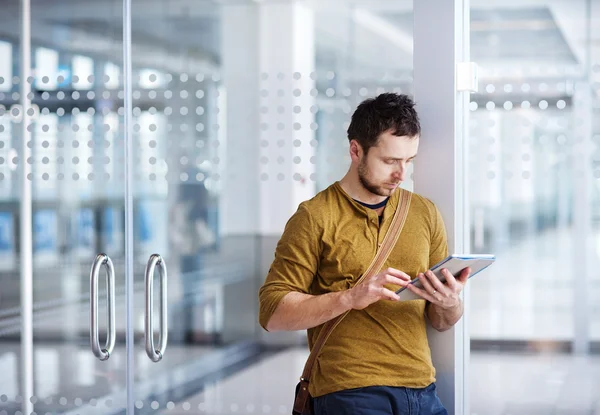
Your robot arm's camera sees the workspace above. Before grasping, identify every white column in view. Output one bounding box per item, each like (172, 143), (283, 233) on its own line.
(221, 4), (260, 236)
(570, 0), (600, 356)
(413, 1), (469, 414)
(258, 2), (316, 235)
(572, 82), (592, 355)
(221, 0), (316, 236)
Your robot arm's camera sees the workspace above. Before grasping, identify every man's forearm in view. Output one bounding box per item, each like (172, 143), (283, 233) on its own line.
(265, 291), (353, 332)
(427, 300), (464, 332)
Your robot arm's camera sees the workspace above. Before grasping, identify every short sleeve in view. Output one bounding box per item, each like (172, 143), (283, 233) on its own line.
(258, 202), (321, 330)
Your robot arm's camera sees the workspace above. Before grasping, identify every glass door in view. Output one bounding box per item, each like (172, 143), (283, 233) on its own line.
(30, 0), (129, 410)
(0, 0), (129, 413)
(127, 2), (265, 412)
(0, 2), (23, 412)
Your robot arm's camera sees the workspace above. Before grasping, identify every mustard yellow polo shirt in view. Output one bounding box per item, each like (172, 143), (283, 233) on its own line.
(258, 182), (448, 397)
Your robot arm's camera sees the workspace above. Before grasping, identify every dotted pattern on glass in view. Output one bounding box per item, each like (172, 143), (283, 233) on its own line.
(0, 72), (423, 188)
(469, 76), (599, 261)
(1, 73), (122, 186)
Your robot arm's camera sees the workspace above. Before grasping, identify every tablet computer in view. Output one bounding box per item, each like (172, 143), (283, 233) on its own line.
(395, 254), (495, 299)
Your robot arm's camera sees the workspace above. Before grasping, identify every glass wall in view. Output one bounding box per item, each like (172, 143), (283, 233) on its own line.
(467, 1), (600, 413)
(9, 0), (599, 413)
(126, 0), (416, 412)
(1, 0), (417, 413)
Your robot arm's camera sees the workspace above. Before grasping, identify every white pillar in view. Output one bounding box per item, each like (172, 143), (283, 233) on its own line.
(572, 81), (592, 355)
(413, 1), (469, 414)
(221, 0), (316, 237)
(221, 3), (260, 236)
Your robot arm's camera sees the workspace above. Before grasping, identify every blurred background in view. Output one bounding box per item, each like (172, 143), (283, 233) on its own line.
(0, 0), (598, 414)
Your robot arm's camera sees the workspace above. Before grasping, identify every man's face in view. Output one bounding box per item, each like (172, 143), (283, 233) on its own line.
(355, 131), (419, 197)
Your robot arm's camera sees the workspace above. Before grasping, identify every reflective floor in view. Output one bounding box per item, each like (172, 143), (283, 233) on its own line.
(469, 352), (600, 415)
(0, 344), (598, 414)
(469, 227), (600, 341)
(159, 347), (600, 415)
(0, 343), (215, 414)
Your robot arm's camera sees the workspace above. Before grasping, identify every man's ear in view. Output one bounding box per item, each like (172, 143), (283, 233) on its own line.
(349, 139), (362, 162)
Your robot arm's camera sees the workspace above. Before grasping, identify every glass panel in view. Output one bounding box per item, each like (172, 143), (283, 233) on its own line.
(0, 4), (21, 411)
(128, 3), (262, 412)
(129, 0), (414, 413)
(311, 0), (415, 192)
(0, 1), (128, 413)
(468, 1), (600, 413)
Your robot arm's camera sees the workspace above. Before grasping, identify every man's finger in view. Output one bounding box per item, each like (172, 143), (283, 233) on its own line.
(441, 269), (458, 291)
(417, 272), (438, 297)
(381, 287), (401, 301)
(424, 270), (448, 293)
(457, 267), (471, 284)
(383, 274), (410, 287)
(385, 268), (412, 281)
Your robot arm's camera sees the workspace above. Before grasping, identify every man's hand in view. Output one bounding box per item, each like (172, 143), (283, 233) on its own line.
(404, 267), (471, 308)
(265, 267), (411, 331)
(403, 267), (471, 331)
(347, 268), (411, 310)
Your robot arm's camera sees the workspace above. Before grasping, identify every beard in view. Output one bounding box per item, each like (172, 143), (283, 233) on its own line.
(357, 159), (395, 197)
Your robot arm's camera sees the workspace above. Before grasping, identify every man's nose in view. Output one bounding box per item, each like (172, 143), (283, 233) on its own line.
(393, 165), (405, 182)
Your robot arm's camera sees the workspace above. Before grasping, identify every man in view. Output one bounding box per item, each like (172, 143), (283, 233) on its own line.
(258, 93), (470, 415)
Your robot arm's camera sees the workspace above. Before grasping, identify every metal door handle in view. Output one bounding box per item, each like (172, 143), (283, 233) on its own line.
(145, 254), (168, 362)
(90, 253), (116, 361)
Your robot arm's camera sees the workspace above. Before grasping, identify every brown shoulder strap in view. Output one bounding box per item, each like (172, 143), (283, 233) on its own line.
(294, 189), (413, 403)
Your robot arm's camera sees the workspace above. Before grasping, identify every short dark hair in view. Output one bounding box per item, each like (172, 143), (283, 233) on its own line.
(347, 93), (420, 154)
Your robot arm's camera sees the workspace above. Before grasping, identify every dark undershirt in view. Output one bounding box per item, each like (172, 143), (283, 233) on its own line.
(353, 197), (390, 224)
